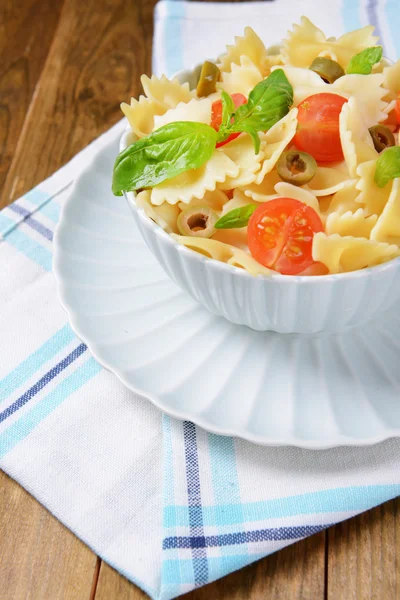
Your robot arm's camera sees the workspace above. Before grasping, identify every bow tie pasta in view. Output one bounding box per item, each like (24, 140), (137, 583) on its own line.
(114, 16), (400, 276)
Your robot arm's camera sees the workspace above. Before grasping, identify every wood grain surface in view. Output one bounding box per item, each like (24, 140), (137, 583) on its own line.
(0, 1), (398, 599)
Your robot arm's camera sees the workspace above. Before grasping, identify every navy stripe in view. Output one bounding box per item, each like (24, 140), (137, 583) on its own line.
(8, 204), (53, 241)
(163, 524), (330, 550)
(366, 0), (387, 56)
(183, 421), (209, 586)
(0, 344), (87, 424)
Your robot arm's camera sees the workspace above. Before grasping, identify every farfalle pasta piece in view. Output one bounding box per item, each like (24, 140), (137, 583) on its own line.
(217, 27), (270, 75)
(121, 75), (196, 137)
(153, 97), (213, 130)
(171, 235), (273, 276)
(339, 97), (377, 178)
(312, 233), (400, 273)
(218, 56), (263, 97)
(325, 209), (377, 238)
(141, 74), (195, 109)
(305, 164), (352, 196)
(121, 97), (166, 138)
(136, 190), (180, 234)
(275, 67), (388, 128)
(178, 189), (229, 212)
(151, 150), (239, 206)
(326, 181), (363, 215)
(255, 108), (298, 184)
(282, 16), (379, 69)
(217, 134), (264, 189)
(383, 60), (400, 98)
(370, 178), (400, 245)
(355, 160), (391, 215)
(240, 169), (281, 202)
(333, 74), (388, 129)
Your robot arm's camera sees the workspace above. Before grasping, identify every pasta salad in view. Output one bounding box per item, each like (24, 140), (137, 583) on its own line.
(113, 17), (400, 276)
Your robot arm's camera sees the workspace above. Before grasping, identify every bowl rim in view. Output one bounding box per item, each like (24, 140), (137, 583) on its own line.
(120, 61), (400, 285)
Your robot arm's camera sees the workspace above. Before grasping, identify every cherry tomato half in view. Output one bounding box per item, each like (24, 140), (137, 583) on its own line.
(211, 93), (247, 148)
(293, 93), (348, 162)
(395, 93), (400, 125)
(248, 198), (324, 275)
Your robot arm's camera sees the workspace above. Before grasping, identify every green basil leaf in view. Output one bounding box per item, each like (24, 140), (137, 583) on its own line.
(229, 69), (293, 135)
(232, 122), (261, 154)
(221, 91), (235, 128)
(112, 122), (217, 196)
(215, 204), (258, 229)
(346, 46), (383, 75)
(374, 146), (400, 188)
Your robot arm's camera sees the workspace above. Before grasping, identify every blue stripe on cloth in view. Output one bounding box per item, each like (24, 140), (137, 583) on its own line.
(341, 0), (361, 32)
(207, 434), (249, 569)
(0, 357), (101, 458)
(163, 523), (329, 549)
(0, 212), (18, 236)
(8, 204), (54, 241)
(163, 554), (265, 585)
(183, 421), (208, 586)
(385, 0), (400, 57)
(39, 201), (60, 224)
(164, 0), (185, 76)
(24, 188), (51, 208)
(2, 227), (52, 271)
(0, 344), (87, 424)
(0, 325), (76, 405)
(164, 483), (400, 527)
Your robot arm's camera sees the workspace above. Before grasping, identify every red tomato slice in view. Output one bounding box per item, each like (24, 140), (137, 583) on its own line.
(395, 93), (400, 125)
(293, 93), (348, 162)
(381, 108), (398, 132)
(248, 198), (324, 275)
(211, 93), (247, 148)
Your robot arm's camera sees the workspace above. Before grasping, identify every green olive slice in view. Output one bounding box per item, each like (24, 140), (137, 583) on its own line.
(196, 61), (221, 97)
(276, 150), (317, 186)
(368, 124), (396, 153)
(309, 57), (345, 84)
(177, 206), (218, 238)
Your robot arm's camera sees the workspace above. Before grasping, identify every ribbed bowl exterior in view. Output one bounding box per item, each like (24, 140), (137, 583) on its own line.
(126, 193), (400, 334)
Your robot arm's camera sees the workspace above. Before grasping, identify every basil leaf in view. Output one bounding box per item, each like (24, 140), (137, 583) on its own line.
(112, 122), (217, 196)
(229, 69), (293, 149)
(215, 204), (258, 229)
(347, 46), (383, 75)
(233, 122), (261, 154)
(374, 146), (400, 188)
(221, 91), (235, 129)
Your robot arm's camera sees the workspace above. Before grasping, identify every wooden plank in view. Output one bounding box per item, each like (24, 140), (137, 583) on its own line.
(1, 0), (158, 208)
(327, 498), (400, 600)
(95, 533), (326, 600)
(0, 0), (65, 208)
(0, 470), (96, 600)
(96, 562), (149, 600)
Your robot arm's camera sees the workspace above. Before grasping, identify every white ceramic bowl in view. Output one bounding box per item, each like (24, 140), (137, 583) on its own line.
(121, 66), (400, 334)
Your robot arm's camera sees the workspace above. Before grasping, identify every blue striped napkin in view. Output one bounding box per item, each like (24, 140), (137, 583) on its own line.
(1, 2), (400, 598)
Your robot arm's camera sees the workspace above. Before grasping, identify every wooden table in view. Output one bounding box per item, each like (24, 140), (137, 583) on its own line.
(0, 1), (399, 598)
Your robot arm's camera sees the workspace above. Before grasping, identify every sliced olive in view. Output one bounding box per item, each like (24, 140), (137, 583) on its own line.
(177, 206), (218, 238)
(196, 61), (221, 97)
(369, 124), (396, 153)
(309, 57), (345, 84)
(276, 150), (317, 186)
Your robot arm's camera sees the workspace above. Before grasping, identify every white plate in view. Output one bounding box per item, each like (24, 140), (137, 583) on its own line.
(54, 135), (400, 449)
